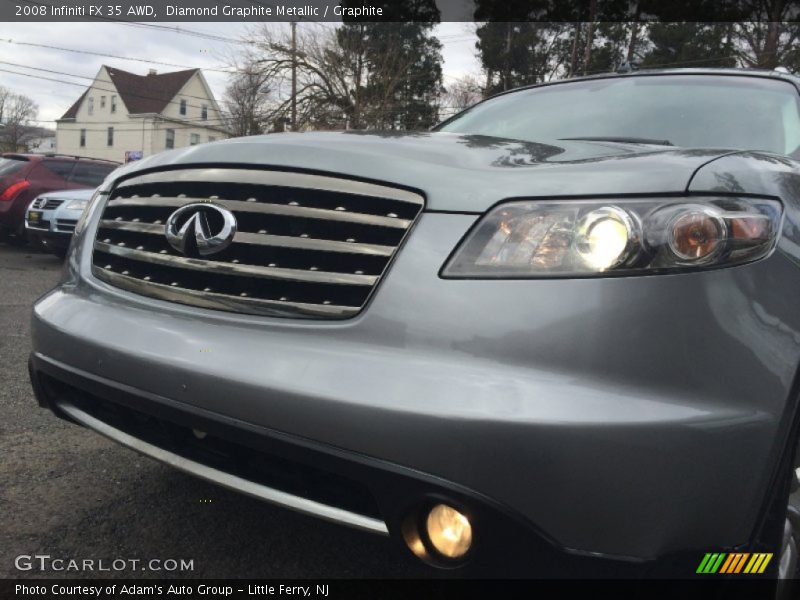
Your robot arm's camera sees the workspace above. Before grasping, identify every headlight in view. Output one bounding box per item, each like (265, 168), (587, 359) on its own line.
(65, 200), (89, 211)
(441, 197), (782, 278)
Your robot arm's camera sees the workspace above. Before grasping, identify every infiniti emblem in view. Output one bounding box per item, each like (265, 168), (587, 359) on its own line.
(165, 203), (237, 257)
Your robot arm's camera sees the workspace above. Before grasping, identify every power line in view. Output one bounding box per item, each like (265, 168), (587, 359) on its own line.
(17, 0), (251, 45)
(1, 62), (455, 131)
(0, 63), (231, 124)
(0, 60), (228, 109)
(0, 38), (237, 75)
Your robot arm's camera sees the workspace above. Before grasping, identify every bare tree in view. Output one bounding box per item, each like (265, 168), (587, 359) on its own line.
(243, 25), (354, 130)
(441, 75), (483, 120)
(0, 86), (9, 125)
(0, 91), (38, 152)
(244, 22), (440, 131)
(223, 61), (273, 137)
(733, 0), (800, 70)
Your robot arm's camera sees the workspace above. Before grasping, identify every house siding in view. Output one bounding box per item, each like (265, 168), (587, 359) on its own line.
(56, 66), (228, 163)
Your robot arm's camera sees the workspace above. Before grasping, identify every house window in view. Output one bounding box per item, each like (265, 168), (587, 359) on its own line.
(208, 136), (216, 143)
(79, 129), (86, 147)
(111, 95), (117, 113)
(201, 105), (208, 120)
(107, 127), (114, 147)
(165, 129), (175, 149)
(190, 133), (200, 146)
(179, 99), (187, 115)
(87, 97), (94, 115)
(100, 96), (106, 108)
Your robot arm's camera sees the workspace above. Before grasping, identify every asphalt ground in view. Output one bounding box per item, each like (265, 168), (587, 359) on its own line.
(0, 243), (424, 579)
(2, 242), (798, 581)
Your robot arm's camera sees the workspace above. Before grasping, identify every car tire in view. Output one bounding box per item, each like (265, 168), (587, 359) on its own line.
(6, 223), (28, 246)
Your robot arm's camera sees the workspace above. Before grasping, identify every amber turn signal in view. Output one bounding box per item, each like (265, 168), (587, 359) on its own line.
(669, 211), (725, 261)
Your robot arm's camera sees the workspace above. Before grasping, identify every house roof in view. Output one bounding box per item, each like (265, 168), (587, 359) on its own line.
(59, 66), (199, 119)
(60, 90), (87, 120)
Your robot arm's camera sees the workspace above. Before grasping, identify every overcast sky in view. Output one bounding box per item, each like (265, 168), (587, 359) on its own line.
(0, 22), (480, 128)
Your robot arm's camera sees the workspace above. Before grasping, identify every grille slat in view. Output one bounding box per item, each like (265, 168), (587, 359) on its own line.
(92, 168), (424, 319)
(106, 196), (412, 229)
(56, 219), (78, 233)
(112, 167), (421, 204)
(98, 219), (395, 256)
(44, 198), (65, 210)
(97, 269), (359, 318)
(94, 242), (378, 286)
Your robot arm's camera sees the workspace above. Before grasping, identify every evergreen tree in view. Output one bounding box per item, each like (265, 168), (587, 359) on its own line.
(338, 0), (443, 129)
(640, 23), (737, 69)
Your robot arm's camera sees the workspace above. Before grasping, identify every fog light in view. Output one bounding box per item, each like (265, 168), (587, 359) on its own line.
(574, 206), (637, 270)
(425, 504), (472, 559)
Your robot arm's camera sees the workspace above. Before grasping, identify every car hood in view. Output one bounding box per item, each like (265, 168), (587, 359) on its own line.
(43, 188), (96, 201)
(113, 132), (736, 212)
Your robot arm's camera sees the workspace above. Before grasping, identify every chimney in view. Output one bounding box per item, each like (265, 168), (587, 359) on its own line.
(148, 69), (157, 76)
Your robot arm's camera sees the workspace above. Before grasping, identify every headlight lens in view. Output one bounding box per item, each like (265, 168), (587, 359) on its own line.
(442, 197), (782, 278)
(574, 206), (639, 270)
(65, 199), (89, 211)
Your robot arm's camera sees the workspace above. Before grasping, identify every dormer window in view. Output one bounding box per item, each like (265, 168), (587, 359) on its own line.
(180, 99), (187, 116)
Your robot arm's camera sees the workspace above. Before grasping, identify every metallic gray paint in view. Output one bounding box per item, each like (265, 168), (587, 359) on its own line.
(102, 132), (735, 213)
(33, 184), (800, 560)
(31, 74), (800, 561)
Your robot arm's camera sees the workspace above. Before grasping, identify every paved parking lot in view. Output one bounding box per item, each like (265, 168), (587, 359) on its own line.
(3, 242), (799, 580)
(0, 243), (423, 579)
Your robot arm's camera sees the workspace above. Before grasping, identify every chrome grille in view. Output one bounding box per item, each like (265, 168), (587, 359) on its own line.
(33, 197), (66, 210)
(55, 218), (77, 233)
(91, 168), (424, 319)
(43, 198), (65, 210)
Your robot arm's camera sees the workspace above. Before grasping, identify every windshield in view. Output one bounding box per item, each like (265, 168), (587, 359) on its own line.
(438, 75), (800, 156)
(71, 162), (117, 186)
(0, 157), (27, 178)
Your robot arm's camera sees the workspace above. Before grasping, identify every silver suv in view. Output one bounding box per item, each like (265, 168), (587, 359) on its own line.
(29, 70), (800, 578)
(25, 188), (95, 258)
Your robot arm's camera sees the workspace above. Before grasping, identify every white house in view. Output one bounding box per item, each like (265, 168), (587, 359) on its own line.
(56, 66), (228, 163)
(26, 128), (56, 153)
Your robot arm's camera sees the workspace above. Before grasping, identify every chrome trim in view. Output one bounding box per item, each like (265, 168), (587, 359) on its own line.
(115, 167), (423, 205)
(107, 196), (412, 230)
(95, 168), (425, 319)
(94, 242), (378, 286)
(99, 220), (395, 256)
(92, 267), (359, 318)
(164, 203), (238, 257)
(55, 400), (389, 536)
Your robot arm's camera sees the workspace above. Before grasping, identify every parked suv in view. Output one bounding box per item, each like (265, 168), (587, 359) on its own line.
(29, 70), (800, 581)
(0, 153), (117, 244)
(25, 188), (95, 258)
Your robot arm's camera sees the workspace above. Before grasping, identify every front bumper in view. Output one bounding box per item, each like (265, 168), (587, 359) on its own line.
(31, 209), (800, 566)
(26, 229), (71, 251)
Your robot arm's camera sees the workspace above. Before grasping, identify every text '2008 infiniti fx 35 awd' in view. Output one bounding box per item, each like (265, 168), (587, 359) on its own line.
(29, 69), (800, 578)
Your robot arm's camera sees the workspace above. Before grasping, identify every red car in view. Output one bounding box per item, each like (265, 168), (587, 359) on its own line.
(0, 153), (118, 244)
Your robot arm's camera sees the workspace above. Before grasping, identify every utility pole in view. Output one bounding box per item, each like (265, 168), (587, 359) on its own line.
(504, 23), (512, 91)
(291, 21), (297, 131)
